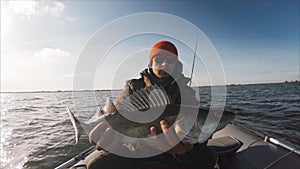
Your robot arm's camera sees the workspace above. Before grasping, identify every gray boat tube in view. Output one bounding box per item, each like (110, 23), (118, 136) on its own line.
(55, 146), (95, 169)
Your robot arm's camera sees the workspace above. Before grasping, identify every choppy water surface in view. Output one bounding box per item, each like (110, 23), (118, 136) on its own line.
(1, 82), (299, 169)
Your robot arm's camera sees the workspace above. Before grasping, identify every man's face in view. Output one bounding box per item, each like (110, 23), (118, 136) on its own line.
(151, 53), (177, 79)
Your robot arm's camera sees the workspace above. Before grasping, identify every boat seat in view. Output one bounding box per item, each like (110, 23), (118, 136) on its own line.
(219, 141), (300, 169)
(70, 136), (243, 169)
(207, 136), (243, 156)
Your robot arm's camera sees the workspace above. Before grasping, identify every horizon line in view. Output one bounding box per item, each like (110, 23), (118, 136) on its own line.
(1, 80), (299, 93)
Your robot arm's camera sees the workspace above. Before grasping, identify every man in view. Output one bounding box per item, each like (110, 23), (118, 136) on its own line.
(88, 40), (217, 169)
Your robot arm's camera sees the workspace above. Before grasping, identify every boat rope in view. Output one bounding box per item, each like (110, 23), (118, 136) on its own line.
(264, 150), (295, 169)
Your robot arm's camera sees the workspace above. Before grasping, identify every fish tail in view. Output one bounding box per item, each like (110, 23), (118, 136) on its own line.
(67, 106), (87, 144)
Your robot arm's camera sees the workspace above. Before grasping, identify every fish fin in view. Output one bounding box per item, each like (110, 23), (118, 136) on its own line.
(117, 84), (172, 112)
(67, 106), (87, 144)
(103, 97), (117, 114)
(123, 143), (137, 152)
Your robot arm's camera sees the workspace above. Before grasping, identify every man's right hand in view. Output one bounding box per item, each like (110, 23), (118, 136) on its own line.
(150, 120), (194, 155)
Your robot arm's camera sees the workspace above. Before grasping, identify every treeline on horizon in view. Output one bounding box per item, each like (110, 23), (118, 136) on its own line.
(1, 80), (299, 93)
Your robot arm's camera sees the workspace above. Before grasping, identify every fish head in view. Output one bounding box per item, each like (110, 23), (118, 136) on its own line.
(217, 110), (235, 130)
(196, 108), (235, 142)
(175, 107), (235, 144)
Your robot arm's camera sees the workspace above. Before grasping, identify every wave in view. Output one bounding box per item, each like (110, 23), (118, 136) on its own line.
(8, 107), (37, 112)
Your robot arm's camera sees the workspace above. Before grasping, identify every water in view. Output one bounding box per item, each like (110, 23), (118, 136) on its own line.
(1, 82), (299, 169)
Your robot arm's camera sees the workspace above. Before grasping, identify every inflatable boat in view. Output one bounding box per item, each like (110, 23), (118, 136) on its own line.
(56, 122), (299, 169)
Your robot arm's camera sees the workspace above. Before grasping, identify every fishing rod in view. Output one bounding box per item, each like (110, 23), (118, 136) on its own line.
(235, 123), (300, 156)
(267, 137), (300, 155)
(189, 35), (198, 87)
(55, 145), (95, 169)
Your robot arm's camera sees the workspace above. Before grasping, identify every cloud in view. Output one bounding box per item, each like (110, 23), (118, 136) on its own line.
(64, 16), (77, 22)
(8, 1), (65, 18)
(34, 48), (70, 60)
(48, 1), (65, 17)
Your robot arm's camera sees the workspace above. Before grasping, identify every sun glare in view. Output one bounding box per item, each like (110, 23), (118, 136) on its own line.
(1, 3), (11, 35)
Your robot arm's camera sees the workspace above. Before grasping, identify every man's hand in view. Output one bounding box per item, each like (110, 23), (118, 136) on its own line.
(150, 120), (194, 155)
(89, 122), (122, 151)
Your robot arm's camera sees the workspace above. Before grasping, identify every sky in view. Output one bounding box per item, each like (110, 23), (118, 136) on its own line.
(1, 0), (299, 92)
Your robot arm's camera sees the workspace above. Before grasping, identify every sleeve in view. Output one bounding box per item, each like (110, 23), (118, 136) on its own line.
(114, 78), (145, 108)
(114, 80), (133, 108)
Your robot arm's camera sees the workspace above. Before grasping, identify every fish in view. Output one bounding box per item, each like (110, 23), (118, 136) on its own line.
(68, 84), (235, 145)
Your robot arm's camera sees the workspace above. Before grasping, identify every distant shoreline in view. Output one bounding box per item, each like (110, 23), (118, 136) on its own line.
(1, 81), (299, 93)
(0, 89), (122, 94)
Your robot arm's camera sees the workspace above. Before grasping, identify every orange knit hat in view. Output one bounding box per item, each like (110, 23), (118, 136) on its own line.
(149, 40), (178, 65)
